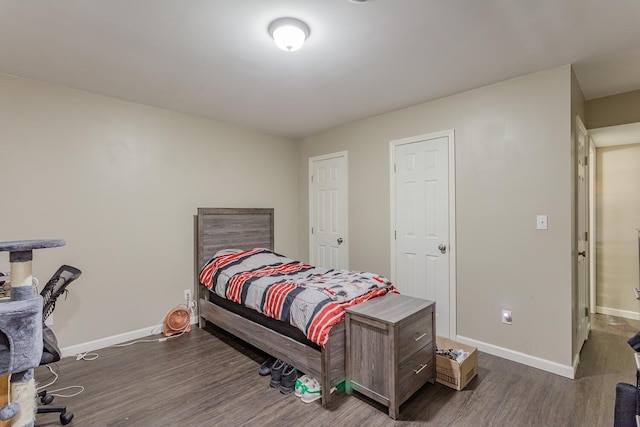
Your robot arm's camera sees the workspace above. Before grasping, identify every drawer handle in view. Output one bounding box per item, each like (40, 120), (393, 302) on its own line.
(413, 363), (428, 374)
(414, 332), (427, 341)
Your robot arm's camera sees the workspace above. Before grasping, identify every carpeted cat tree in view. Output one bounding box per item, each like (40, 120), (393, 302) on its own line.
(0, 240), (65, 427)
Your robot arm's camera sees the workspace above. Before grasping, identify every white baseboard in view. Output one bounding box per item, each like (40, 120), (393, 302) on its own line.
(61, 325), (158, 358)
(61, 316), (199, 358)
(596, 305), (640, 321)
(455, 335), (575, 379)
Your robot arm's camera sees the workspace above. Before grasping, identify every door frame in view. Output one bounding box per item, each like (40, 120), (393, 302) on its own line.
(575, 115), (590, 349)
(389, 129), (457, 338)
(309, 151), (349, 269)
(588, 136), (596, 314)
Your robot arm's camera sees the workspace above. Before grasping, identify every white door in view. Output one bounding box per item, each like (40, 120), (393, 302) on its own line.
(576, 117), (590, 349)
(309, 152), (348, 269)
(391, 131), (455, 338)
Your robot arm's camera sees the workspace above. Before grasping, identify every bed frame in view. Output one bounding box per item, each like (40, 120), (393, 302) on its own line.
(195, 208), (345, 407)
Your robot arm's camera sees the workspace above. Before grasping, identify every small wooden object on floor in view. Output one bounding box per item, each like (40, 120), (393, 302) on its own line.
(0, 374), (9, 427)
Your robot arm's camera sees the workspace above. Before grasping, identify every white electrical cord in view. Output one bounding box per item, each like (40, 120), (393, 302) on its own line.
(37, 364), (85, 398)
(37, 364), (59, 391)
(49, 386), (85, 398)
(75, 352), (99, 361)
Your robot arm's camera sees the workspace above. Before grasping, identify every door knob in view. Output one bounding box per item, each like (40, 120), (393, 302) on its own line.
(337, 238), (344, 245)
(438, 244), (447, 254)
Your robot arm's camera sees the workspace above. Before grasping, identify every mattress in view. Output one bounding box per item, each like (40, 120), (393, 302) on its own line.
(207, 291), (320, 350)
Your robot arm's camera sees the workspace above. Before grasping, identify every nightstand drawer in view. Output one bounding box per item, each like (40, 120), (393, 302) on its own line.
(399, 342), (434, 402)
(398, 312), (433, 360)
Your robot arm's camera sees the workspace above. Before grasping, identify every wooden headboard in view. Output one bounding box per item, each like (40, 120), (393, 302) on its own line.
(196, 208), (274, 273)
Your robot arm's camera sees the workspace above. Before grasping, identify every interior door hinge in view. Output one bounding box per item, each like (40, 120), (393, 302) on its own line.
(584, 307), (588, 317)
(311, 175), (314, 182)
(394, 230), (397, 240)
(584, 231), (588, 241)
(311, 227), (314, 235)
(584, 156), (588, 166)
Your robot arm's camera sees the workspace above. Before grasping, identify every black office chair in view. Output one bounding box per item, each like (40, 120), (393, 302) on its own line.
(37, 265), (82, 425)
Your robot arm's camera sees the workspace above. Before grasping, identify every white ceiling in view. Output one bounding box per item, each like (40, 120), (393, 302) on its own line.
(1, 0), (640, 138)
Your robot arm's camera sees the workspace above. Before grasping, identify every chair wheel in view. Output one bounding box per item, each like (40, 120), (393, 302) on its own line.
(60, 412), (74, 425)
(41, 393), (54, 405)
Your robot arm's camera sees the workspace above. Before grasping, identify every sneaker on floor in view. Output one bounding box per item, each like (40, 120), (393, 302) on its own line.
(295, 375), (311, 398)
(300, 378), (322, 403)
(269, 359), (286, 388)
(259, 356), (276, 376)
(279, 364), (297, 394)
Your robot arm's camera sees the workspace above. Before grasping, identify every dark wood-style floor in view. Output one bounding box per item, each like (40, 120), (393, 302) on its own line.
(34, 314), (638, 426)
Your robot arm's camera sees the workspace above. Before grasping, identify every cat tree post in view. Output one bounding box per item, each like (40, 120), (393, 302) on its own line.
(0, 240), (65, 427)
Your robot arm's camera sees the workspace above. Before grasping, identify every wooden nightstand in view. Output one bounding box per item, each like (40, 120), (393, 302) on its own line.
(345, 293), (435, 419)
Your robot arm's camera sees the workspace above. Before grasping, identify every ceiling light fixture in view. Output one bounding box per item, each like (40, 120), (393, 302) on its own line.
(268, 17), (310, 52)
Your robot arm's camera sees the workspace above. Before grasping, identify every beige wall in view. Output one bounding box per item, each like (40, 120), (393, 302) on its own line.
(298, 66), (574, 367)
(0, 73), (299, 348)
(596, 144), (640, 313)
(586, 89), (640, 129)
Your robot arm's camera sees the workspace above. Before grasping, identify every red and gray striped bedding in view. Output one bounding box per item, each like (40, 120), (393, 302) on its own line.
(199, 248), (396, 347)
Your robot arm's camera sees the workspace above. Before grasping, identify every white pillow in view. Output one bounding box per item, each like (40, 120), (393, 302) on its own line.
(213, 248), (244, 257)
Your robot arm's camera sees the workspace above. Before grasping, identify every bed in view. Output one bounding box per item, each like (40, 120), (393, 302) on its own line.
(196, 207), (387, 407)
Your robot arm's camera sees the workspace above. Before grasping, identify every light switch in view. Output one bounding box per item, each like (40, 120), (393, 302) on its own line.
(536, 215), (548, 230)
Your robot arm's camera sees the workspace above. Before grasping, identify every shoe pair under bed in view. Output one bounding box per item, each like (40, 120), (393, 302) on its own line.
(259, 357), (321, 403)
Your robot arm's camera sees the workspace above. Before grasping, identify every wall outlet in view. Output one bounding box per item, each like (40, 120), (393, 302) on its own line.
(502, 310), (512, 325)
(536, 215), (548, 230)
(184, 289), (192, 301)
